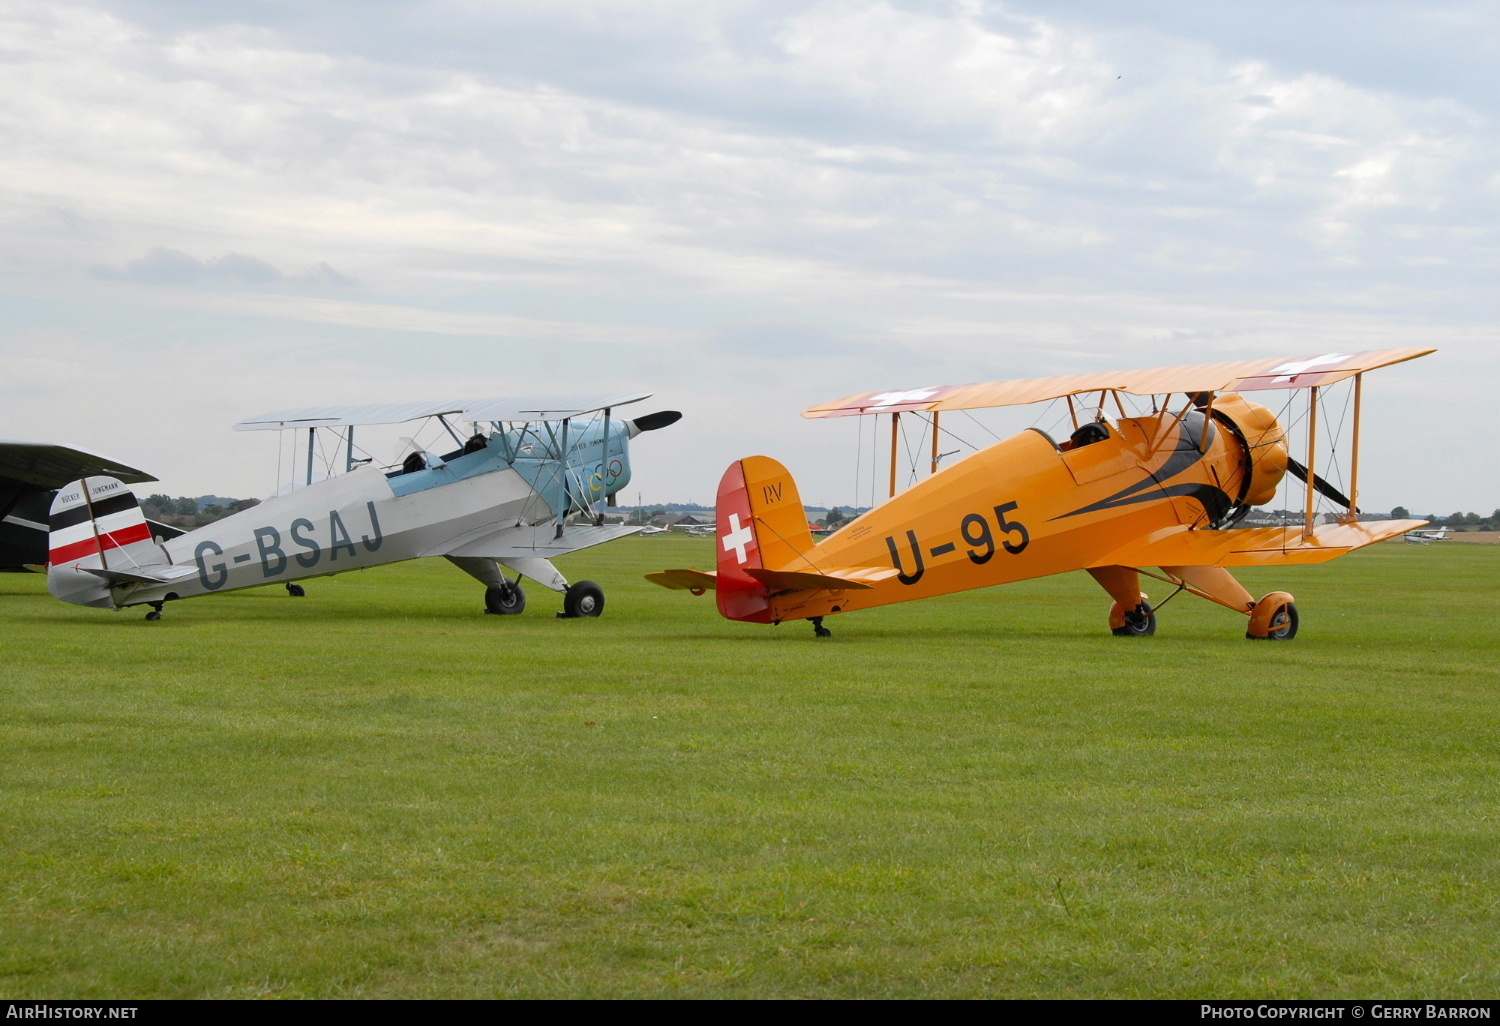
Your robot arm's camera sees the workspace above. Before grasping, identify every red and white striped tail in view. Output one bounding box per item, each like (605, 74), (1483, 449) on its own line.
(48, 476), (156, 569)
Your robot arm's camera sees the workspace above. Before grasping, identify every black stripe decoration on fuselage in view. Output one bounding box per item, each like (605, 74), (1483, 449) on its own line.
(1052, 411), (1231, 523)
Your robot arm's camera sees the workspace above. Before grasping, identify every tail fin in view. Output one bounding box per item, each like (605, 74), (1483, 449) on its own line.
(47, 476), (167, 607)
(715, 455), (814, 622)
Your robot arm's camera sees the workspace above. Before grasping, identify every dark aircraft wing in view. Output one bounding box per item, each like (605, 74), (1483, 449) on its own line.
(0, 440), (157, 489)
(0, 441), (161, 572)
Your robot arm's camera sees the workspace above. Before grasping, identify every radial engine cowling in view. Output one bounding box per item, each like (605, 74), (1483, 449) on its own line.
(1211, 393), (1289, 508)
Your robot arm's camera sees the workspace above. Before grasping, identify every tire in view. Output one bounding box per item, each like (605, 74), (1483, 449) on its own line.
(286, 583), (306, 597)
(1246, 593), (1299, 640)
(1111, 601), (1157, 637)
(484, 582), (526, 615)
(562, 580), (605, 618)
(1263, 601), (1298, 641)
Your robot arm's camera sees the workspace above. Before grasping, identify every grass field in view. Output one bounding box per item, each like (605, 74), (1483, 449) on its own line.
(2, 538), (1497, 998)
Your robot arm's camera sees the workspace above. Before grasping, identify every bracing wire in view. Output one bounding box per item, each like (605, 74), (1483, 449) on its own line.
(961, 408), (1005, 443)
(926, 414), (983, 454)
(900, 415), (924, 489)
(1322, 381), (1355, 506)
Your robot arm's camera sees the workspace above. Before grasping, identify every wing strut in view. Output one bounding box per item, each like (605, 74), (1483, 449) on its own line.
(1303, 386), (1319, 539)
(888, 413), (900, 498)
(602, 407), (613, 511)
(1346, 373), (1363, 522)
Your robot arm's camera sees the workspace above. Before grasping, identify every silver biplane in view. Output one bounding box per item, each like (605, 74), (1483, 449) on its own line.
(46, 394), (680, 620)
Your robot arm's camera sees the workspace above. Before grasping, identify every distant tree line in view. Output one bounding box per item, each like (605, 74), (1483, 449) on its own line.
(1390, 507), (1500, 530)
(141, 495), (260, 531)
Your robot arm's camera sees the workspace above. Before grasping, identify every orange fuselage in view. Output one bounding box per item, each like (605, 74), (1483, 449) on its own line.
(723, 398), (1284, 624)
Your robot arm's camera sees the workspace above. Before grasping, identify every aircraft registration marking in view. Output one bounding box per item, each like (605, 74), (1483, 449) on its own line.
(886, 501), (1030, 586)
(195, 500), (385, 590)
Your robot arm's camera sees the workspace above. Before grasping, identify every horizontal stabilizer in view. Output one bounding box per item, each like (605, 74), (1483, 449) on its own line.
(435, 523), (643, 560)
(645, 568), (718, 592)
(743, 566), (898, 591)
(80, 564), (198, 586)
(1092, 519), (1428, 570)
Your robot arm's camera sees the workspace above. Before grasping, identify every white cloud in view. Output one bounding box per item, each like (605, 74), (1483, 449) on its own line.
(0, 0), (1493, 511)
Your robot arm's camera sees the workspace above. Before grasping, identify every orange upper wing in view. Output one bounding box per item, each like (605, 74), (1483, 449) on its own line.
(802, 348), (1434, 418)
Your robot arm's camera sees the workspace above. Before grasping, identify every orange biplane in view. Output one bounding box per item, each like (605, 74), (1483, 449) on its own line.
(648, 349), (1434, 639)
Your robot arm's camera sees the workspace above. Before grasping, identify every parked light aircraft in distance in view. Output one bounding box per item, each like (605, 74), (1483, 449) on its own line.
(638, 525), (672, 536)
(649, 349), (1433, 640)
(1, 440), (180, 572)
(47, 395), (680, 620)
(1405, 527), (1450, 544)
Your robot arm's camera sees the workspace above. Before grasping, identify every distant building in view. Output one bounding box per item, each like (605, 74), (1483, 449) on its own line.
(1235, 508), (1393, 528)
(650, 512), (713, 528)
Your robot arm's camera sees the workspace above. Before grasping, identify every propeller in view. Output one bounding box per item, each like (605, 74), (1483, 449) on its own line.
(627, 410), (683, 437)
(1285, 457), (1355, 510)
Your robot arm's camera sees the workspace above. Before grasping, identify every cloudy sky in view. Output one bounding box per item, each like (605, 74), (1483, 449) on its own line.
(1, 0), (1495, 514)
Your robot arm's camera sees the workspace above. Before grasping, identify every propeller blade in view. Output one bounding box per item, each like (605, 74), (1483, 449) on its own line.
(1286, 457), (1355, 510)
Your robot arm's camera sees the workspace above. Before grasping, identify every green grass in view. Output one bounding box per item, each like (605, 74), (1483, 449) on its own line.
(1, 538), (1497, 998)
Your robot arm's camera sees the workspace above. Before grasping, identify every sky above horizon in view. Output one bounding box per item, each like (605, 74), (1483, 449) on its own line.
(1, 0), (1495, 514)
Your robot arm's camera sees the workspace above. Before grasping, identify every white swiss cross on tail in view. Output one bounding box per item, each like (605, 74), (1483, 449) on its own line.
(713, 457), (773, 623)
(722, 513), (754, 564)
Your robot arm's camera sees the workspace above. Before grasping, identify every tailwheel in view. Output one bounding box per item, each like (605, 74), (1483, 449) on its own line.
(559, 580), (604, 618)
(810, 616), (832, 638)
(285, 583), (305, 597)
(1246, 592), (1298, 640)
(485, 581), (527, 615)
(1109, 600), (1156, 637)
(144, 602), (164, 622)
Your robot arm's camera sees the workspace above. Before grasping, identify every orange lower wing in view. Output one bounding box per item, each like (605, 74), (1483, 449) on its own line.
(1092, 519), (1428, 569)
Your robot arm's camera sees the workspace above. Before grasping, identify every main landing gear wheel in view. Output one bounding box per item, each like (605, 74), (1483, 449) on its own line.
(285, 583), (305, 597)
(559, 580), (604, 619)
(1247, 593), (1298, 640)
(1110, 600), (1157, 637)
(485, 581), (527, 615)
